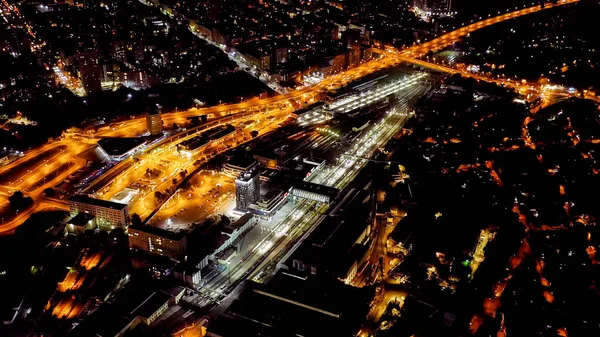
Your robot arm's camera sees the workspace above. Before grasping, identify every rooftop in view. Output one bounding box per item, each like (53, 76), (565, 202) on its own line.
(291, 102), (326, 117)
(225, 156), (257, 170)
(222, 213), (254, 235)
(201, 124), (236, 141)
(98, 137), (146, 156)
(388, 214), (416, 244)
(260, 189), (285, 203)
(186, 222), (232, 264)
(289, 187), (370, 278)
(69, 281), (183, 337)
(129, 224), (188, 241)
(284, 160), (320, 179)
(70, 194), (128, 211)
(67, 212), (95, 227)
(236, 163), (261, 182)
(129, 291), (172, 319)
(214, 272), (371, 336)
(292, 179), (340, 198)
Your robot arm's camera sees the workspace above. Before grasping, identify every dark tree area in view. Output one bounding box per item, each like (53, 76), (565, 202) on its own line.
(130, 213), (143, 226)
(8, 190), (33, 211)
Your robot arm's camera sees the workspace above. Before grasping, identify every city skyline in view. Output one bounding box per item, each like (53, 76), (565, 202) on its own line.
(1, 0), (599, 336)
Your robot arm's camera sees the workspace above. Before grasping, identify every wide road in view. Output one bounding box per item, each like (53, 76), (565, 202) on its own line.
(0, 139), (94, 233)
(400, 0), (578, 58)
(393, 0), (581, 99)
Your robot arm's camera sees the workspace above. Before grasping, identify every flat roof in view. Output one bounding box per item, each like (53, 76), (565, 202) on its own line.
(216, 246), (236, 260)
(225, 213), (254, 232)
(225, 156), (257, 170)
(68, 304), (132, 337)
(308, 217), (346, 249)
(130, 291), (172, 319)
(187, 224), (232, 264)
(131, 249), (179, 267)
(216, 272), (371, 336)
(329, 188), (365, 216)
(70, 282), (184, 337)
(70, 194), (128, 211)
(68, 212), (95, 227)
(179, 125), (236, 151)
(98, 137), (146, 156)
(236, 165), (260, 182)
(110, 188), (137, 204)
(335, 243), (369, 277)
(178, 135), (209, 151)
(292, 180), (339, 198)
(253, 151), (280, 160)
(259, 272), (368, 315)
(261, 188), (284, 202)
(173, 261), (200, 274)
(204, 124), (235, 140)
(285, 161), (318, 179)
(389, 215), (416, 244)
(292, 102), (325, 117)
(129, 224), (187, 241)
(163, 286), (185, 298)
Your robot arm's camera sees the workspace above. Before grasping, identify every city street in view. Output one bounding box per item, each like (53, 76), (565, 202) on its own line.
(1, 0), (594, 335)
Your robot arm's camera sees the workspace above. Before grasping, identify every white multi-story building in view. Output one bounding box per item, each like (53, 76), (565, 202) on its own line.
(69, 194), (129, 230)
